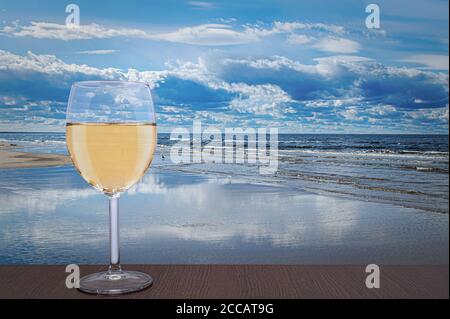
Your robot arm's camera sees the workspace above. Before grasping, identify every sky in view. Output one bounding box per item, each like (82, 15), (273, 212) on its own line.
(0, 0), (448, 133)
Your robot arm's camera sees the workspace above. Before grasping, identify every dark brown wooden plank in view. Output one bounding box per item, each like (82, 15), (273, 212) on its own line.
(0, 265), (447, 299)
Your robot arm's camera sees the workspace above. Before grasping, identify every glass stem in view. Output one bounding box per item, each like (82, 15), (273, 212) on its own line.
(108, 196), (122, 273)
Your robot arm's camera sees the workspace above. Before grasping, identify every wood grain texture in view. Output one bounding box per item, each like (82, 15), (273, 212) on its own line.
(0, 265), (447, 299)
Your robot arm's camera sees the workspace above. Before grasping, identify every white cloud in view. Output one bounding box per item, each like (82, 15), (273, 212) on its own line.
(314, 37), (361, 53)
(399, 54), (449, 71)
(161, 58), (295, 117)
(160, 105), (185, 113)
(125, 69), (168, 89)
(222, 55), (372, 78)
(195, 110), (235, 123)
(245, 21), (345, 37)
(157, 113), (191, 124)
(222, 55), (316, 74)
(0, 49), (172, 90)
(408, 106), (449, 122)
(0, 116), (67, 132)
(1, 20), (347, 47)
(287, 34), (313, 45)
(339, 107), (364, 121)
(151, 24), (258, 45)
(227, 83), (293, 117)
(0, 22), (147, 40)
(149, 55), (443, 116)
(0, 21), (257, 45)
(366, 105), (397, 116)
(1, 49), (448, 132)
(188, 1), (217, 10)
(75, 49), (117, 55)
(313, 55), (372, 63)
(304, 97), (364, 108)
(0, 49), (123, 78)
(1, 21), (255, 45)
(216, 18), (237, 24)
(0, 50), (296, 119)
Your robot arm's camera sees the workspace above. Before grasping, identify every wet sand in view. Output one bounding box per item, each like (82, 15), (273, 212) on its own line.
(0, 165), (448, 264)
(0, 142), (71, 169)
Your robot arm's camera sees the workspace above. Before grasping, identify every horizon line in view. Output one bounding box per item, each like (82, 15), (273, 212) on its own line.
(0, 131), (449, 136)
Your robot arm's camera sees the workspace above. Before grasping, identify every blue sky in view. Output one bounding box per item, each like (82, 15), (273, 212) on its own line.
(0, 0), (448, 133)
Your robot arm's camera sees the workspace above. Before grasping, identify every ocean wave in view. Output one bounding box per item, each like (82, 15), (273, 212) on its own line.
(278, 149), (449, 159)
(414, 166), (449, 173)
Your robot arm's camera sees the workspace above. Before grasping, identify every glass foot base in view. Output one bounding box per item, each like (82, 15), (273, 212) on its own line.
(78, 270), (153, 295)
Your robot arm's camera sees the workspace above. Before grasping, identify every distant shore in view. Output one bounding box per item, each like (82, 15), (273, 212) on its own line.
(0, 142), (71, 169)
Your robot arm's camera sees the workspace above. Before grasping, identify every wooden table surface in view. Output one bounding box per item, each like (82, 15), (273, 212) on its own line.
(0, 265), (448, 299)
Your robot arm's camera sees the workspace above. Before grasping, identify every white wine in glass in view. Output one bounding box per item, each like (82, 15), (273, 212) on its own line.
(66, 123), (157, 195)
(66, 81), (157, 295)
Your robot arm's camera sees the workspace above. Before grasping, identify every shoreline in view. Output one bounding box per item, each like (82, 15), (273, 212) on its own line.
(0, 140), (448, 214)
(0, 142), (71, 169)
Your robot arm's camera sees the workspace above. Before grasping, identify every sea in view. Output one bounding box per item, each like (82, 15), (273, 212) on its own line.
(1, 132), (448, 214)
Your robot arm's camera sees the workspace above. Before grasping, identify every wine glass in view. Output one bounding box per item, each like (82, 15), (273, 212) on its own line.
(66, 81), (157, 295)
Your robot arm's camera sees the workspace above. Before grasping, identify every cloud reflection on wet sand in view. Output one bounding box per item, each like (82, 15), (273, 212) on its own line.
(0, 167), (448, 264)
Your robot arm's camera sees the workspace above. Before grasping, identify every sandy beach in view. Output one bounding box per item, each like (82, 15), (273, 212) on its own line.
(0, 134), (448, 264)
(0, 142), (71, 169)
